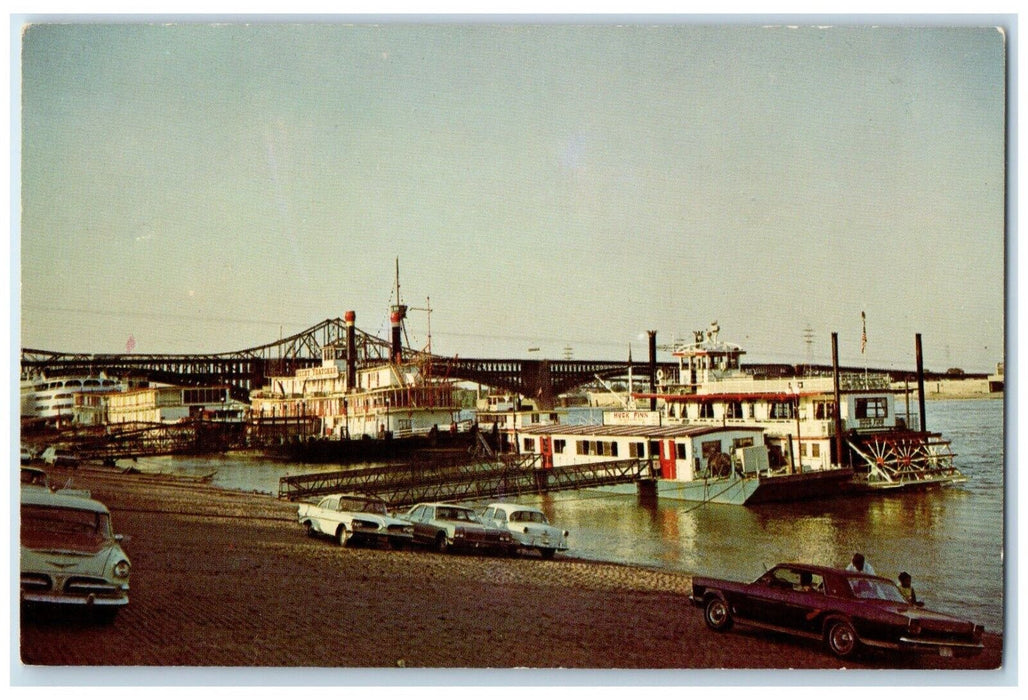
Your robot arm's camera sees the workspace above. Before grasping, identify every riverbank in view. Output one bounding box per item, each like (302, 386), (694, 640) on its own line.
(18, 466), (1003, 675)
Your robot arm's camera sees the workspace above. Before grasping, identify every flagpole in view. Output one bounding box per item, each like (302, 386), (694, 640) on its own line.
(861, 311), (868, 387)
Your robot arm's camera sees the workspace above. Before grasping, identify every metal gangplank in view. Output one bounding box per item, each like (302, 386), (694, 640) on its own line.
(278, 455), (651, 508)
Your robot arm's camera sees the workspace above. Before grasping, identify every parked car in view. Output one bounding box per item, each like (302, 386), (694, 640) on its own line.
(21, 466), (50, 489)
(690, 562), (984, 660)
(297, 493), (414, 548)
(398, 502), (515, 554)
(480, 503), (569, 558)
(20, 486), (131, 622)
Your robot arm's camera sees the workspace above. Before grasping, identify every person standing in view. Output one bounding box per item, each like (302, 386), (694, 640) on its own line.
(898, 571), (918, 604)
(846, 552), (876, 575)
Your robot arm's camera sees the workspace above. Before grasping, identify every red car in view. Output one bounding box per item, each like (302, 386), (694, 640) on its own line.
(690, 563), (984, 660)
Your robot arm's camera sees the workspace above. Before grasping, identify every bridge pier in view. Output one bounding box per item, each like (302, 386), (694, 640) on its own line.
(520, 360), (554, 410)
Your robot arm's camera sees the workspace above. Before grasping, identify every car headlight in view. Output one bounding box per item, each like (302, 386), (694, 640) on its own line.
(403, 526), (414, 535)
(113, 560), (130, 579)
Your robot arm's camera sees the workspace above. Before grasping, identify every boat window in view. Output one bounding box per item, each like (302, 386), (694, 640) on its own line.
(523, 437), (536, 453)
(768, 400), (796, 419)
(813, 401), (835, 420)
(732, 437), (755, 450)
(553, 439), (566, 453)
(576, 440), (589, 455)
(675, 443), (687, 460)
(701, 440), (721, 460)
(855, 398), (888, 419)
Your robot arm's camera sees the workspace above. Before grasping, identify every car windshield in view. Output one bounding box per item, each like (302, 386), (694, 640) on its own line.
(510, 510), (547, 524)
(21, 504), (113, 553)
(341, 499), (387, 515)
(438, 508), (476, 522)
(847, 576), (909, 603)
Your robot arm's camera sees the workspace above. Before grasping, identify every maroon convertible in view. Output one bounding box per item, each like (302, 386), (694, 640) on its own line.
(690, 563), (984, 660)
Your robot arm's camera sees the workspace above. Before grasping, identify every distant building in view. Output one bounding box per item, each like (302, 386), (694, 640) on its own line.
(104, 385), (246, 424)
(988, 362), (1004, 393)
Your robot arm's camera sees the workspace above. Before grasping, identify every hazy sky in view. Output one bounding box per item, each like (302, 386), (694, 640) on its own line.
(17, 22), (1007, 372)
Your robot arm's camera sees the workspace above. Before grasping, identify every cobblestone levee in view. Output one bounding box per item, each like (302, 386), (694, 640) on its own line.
(19, 467), (1003, 672)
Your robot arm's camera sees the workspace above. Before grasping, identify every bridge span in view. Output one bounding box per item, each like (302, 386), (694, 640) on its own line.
(21, 317), (937, 409)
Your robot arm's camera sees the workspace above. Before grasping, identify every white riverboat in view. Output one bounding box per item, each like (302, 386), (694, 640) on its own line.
(20, 373), (126, 425)
(473, 393), (565, 454)
(632, 322), (965, 492)
(249, 308), (461, 442)
(516, 421), (854, 505)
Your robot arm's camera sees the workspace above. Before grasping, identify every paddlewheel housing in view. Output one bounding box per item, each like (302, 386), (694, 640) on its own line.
(847, 431), (966, 489)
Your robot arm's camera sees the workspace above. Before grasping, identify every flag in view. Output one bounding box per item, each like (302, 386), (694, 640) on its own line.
(860, 312), (867, 354)
(126, 335), (136, 353)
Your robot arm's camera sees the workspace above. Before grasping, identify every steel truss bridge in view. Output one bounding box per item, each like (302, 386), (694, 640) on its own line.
(20, 317), (673, 407)
(21, 317), (953, 409)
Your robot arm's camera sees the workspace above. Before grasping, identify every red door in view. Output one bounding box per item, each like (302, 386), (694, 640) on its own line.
(540, 436), (553, 470)
(659, 440), (677, 480)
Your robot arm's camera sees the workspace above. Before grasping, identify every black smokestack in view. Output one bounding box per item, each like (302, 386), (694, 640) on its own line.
(345, 310), (356, 388)
(648, 330), (657, 411)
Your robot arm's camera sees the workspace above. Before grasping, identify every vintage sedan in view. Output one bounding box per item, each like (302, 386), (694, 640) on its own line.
(298, 493), (414, 548)
(399, 502), (515, 554)
(20, 486), (131, 622)
(480, 503), (569, 558)
(690, 563), (984, 660)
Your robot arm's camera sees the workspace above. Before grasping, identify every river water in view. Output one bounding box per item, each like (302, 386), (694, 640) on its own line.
(129, 398), (1007, 633)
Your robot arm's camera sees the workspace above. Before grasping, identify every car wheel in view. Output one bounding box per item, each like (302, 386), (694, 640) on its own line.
(337, 525), (351, 547)
(825, 619), (860, 659)
(539, 547), (556, 559)
(435, 533), (448, 553)
(703, 596), (734, 631)
(390, 538), (406, 551)
(304, 522), (315, 538)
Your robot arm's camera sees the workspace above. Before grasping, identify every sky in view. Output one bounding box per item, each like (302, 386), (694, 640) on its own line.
(15, 20), (1007, 373)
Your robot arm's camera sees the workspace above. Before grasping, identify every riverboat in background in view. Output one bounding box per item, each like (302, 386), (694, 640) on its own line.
(473, 393), (565, 454)
(248, 293), (471, 462)
(631, 322), (966, 492)
(517, 421), (854, 505)
(20, 373), (128, 426)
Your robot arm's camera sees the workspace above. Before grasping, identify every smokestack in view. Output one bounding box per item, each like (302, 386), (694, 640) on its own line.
(390, 306), (406, 364)
(916, 333), (927, 433)
(832, 332), (844, 468)
(344, 310), (356, 389)
(648, 330), (657, 411)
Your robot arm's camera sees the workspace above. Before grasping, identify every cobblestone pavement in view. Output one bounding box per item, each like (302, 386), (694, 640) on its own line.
(18, 469), (1004, 676)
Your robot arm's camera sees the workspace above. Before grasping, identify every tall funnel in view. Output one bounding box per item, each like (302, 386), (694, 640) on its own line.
(390, 305), (406, 364)
(648, 330), (657, 411)
(344, 310), (356, 389)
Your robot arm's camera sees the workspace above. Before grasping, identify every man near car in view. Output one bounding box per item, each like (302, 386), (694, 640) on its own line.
(846, 552), (875, 576)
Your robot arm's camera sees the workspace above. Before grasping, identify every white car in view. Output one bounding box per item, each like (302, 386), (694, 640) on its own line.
(20, 487), (131, 621)
(480, 503), (569, 559)
(298, 493), (414, 548)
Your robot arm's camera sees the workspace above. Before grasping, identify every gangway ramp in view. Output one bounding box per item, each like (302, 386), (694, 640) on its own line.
(278, 456), (650, 508)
